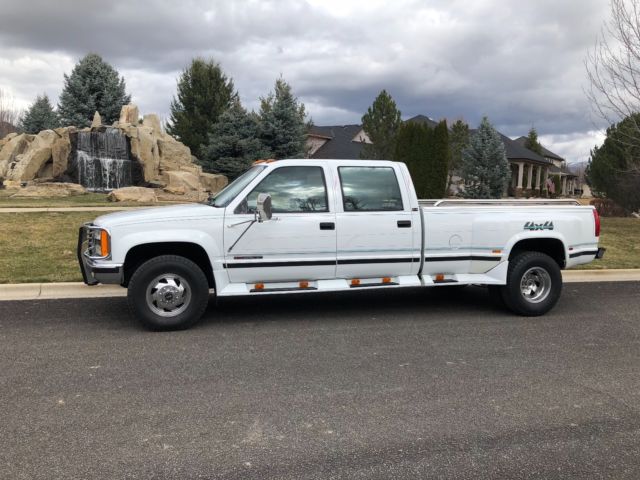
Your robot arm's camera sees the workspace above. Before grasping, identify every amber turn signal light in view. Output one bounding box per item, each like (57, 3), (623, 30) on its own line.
(100, 230), (110, 257)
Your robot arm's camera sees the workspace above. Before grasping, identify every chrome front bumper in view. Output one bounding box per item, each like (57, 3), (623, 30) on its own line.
(77, 226), (123, 285)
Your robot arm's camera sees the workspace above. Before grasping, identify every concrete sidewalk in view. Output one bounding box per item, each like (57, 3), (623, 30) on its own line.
(1, 269), (638, 301)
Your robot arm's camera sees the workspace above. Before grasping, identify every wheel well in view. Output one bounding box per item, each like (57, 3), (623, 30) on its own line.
(122, 242), (215, 288)
(509, 238), (566, 269)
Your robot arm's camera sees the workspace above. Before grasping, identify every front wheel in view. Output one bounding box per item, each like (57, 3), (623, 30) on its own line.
(127, 255), (210, 330)
(500, 251), (562, 316)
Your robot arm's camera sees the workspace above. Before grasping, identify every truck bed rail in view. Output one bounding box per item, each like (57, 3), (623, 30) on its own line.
(419, 199), (581, 207)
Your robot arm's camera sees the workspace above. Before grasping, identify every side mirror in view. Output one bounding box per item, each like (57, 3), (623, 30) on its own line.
(256, 193), (272, 222)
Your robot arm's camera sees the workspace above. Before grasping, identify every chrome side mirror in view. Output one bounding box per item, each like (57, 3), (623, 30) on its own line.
(256, 193), (272, 222)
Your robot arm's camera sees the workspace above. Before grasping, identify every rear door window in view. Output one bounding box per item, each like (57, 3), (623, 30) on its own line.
(338, 166), (404, 211)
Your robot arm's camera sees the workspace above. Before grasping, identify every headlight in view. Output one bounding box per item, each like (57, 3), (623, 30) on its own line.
(88, 227), (111, 258)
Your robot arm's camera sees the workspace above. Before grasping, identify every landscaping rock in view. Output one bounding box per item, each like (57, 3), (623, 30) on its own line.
(119, 104), (139, 124)
(200, 172), (228, 193)
(142, 114), (162, 133)
(10, 182), (87, 198)
(6, 130), (57, 181)
(163, 170), (201, 195)
(91, 111), (102, 128)
(0, 134), (33, 178)
(108, 186), (157, 203)
(52, 128), (72, 177)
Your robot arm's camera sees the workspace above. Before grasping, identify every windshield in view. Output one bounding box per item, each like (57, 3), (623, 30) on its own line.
(208, 165), (266, 207)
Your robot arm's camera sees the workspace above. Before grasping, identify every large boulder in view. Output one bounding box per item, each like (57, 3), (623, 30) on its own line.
(200, 172), (228, 193)
(91, 111), (102, 128)
(129, 126), (160, 182)
(10, 182), (87, 198)
(52, 128), (73, 177)
(162, 170), (202, 195)
(108, 186), (157, 203)
(0, 133), (33, 178)
(142, 114), (162, 133)
(119, 104), (139, 125)
(157, 138), (196, 173)
(6, 130), (57, 181)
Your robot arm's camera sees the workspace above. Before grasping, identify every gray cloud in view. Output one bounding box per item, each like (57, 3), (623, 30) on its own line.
(0, 0), (611, 162)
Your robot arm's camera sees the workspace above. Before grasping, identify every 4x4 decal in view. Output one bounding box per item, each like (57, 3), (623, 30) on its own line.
(524, 221), (554, 231)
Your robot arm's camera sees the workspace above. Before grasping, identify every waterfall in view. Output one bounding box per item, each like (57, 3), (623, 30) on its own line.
(72, 128), (133, 191)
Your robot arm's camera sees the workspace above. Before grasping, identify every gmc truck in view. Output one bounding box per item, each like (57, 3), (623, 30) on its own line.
(78, 159), (604, 330)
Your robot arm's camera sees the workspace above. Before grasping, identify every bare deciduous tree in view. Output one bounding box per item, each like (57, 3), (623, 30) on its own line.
(0, 88), (21, 139)
(586, 1), (640, 134)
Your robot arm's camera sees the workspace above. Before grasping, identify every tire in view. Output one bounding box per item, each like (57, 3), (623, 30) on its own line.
(127, 255), (210, 331)
(501, 251), (562, 316)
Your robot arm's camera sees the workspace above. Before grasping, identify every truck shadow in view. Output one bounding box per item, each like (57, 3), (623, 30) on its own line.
(201, 285), (505, 328)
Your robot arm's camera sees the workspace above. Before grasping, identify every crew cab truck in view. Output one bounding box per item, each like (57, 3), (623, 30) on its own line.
(78, 159), (604, 330)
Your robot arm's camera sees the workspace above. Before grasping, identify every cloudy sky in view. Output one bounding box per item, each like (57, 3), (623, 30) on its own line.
(0, 0), (612, 163)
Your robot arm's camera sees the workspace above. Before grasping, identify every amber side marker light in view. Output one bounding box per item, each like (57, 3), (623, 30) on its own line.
(492, 249), (502, 254)
(350, 279), (361, 286)
(254, 283), (265, 290)
(100, 230), (110, 257)
(382, 277), (392, 284)
(299, 281), (309, 289)
(435, 274), (445, 282)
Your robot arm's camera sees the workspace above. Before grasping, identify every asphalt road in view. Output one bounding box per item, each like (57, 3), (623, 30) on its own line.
(1, 282), (640, 479)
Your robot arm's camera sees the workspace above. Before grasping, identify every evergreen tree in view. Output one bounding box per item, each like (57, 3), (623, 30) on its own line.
(394, 119), (450, 198)
(258, 77), (307, 159)
(587, 114), (640, 212)
(460, 117), (510, 199)
(448, 119), (470, 191)
(199, 100), (270, 180)
(167, 58), (236, 158)
(524, 127), (543, 155)
(19, 94), (59, 133)
(58, 53), (130, 127)
(360, 90), (402, 159)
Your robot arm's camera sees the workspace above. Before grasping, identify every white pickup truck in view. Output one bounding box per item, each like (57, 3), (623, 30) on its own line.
(78, 159), (604, 330)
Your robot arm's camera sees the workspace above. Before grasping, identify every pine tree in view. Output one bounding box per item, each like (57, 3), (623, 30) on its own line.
(360, 90), (402, 159)
(199, 100), (270, 179)
(258, 77), (307, 159)
(167, 58), (236, 158)
(524, 127), (543, 155)
(460, 117), (510, 199)
(58, 53), (130, 127)
(448, 119), (470, 191)
(394, 120), (449, 198)
(19, 94), (59, 133)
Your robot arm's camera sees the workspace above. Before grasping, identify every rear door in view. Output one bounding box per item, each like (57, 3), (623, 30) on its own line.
(334, 164), (420, 279)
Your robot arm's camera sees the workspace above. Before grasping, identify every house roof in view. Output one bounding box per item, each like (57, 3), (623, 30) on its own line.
(513, 136), (564, 161)
(308, 124), (366, 159)
(308, 116), (553, 165)
(405, 114), (439, 129)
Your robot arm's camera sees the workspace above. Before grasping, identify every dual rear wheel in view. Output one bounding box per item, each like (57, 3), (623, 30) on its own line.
(489, 251), (562, 316)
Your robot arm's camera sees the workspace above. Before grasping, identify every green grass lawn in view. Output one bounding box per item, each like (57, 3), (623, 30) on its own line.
(0, 213), (638, 284)
(0, 211), (96, 283)
(573, 217), (640, 270)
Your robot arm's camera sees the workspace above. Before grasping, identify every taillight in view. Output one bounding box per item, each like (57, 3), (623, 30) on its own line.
(593, 208), (601, 237)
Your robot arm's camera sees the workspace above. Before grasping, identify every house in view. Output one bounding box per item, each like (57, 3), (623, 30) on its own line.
(513, 137), (579, 196)
(306, 115), (575, 197)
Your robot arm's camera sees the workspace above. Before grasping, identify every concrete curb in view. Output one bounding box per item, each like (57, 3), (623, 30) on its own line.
(0, 283), (126, 301)
(1, 270), (639, 301)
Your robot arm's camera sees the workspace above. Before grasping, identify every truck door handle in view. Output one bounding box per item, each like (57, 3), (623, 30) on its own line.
(397, 220), (412, 228)
(320, 222), (335, 230)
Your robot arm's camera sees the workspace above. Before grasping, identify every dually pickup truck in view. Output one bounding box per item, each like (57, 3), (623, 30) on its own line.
(78, 159), (604, 330)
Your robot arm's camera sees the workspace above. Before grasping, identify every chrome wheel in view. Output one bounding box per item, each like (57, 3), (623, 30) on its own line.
(519, 267), (551, 304)
(145, 274), (191, 317)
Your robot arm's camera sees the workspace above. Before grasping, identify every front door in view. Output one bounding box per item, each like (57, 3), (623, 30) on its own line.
(334, 165), (420, 279)
(223, 165), (337, 283)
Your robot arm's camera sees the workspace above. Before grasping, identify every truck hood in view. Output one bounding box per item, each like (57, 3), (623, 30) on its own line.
(93, 203), (223, 228)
